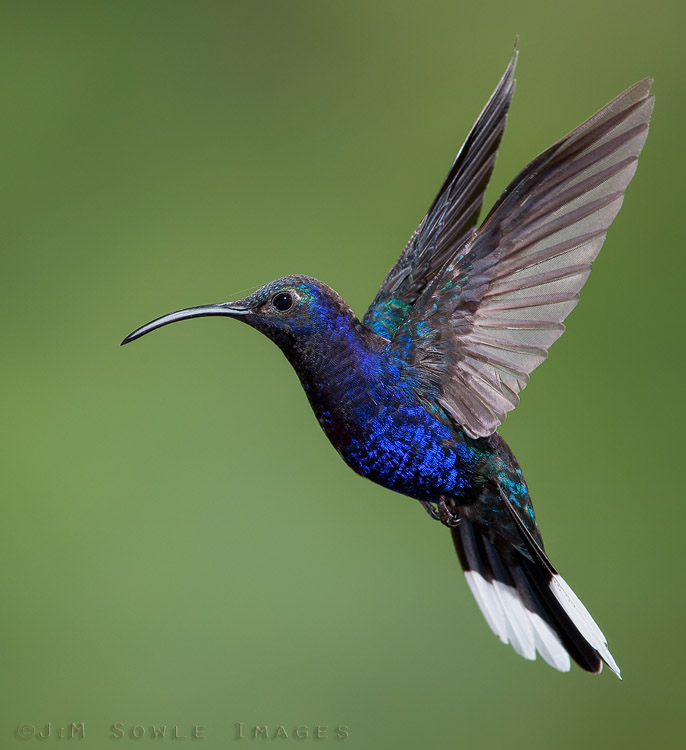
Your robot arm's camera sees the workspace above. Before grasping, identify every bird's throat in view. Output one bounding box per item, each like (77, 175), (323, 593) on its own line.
(280, 316), (389, 440)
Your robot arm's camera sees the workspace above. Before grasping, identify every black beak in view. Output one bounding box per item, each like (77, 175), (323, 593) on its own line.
(121, 302), (250, 345)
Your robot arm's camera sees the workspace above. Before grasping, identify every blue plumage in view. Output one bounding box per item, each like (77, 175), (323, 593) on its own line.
(122, 48), (654, 676)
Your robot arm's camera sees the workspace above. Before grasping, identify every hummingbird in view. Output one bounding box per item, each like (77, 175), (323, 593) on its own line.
(122, 48), (653, 676)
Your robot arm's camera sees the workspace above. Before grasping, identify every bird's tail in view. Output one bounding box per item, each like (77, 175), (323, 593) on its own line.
(450, 490), (621, 676)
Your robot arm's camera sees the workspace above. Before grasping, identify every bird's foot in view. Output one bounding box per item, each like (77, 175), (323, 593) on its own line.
(420, 498), (460, 527)
(437, 497), (461, 527)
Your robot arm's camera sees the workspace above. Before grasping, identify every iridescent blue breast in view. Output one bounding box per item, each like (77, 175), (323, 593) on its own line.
(306, 350), (480, 501)
(337, 402), (480, 500)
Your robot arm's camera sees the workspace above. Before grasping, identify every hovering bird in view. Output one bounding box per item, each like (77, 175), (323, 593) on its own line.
(123, 48), (653, 676)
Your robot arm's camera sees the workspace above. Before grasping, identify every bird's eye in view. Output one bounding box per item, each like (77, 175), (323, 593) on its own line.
(272, 292), (293, 312)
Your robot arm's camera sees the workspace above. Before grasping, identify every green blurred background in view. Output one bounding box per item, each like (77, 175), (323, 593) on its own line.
(1, 1), (683, 747)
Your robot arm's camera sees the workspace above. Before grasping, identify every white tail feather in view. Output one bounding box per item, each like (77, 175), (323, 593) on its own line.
(465, 570), (572, 672)
(550, 573), (621, 678)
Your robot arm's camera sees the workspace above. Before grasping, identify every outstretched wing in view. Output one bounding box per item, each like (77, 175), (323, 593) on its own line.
(392, 78), (654, 438)
(362, 46), (518, 339)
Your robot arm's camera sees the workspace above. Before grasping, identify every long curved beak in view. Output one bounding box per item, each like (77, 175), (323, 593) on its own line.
(121, 302), (250, 345)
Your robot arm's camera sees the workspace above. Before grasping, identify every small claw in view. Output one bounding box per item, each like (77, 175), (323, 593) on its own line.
(437, 498), (460, 528)
(420, 500), (441, 521)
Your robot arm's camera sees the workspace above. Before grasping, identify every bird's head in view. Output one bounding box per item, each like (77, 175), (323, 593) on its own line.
(121, 275), (361, 357)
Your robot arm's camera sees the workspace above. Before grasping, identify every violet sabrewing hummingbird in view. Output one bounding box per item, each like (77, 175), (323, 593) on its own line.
(122, 48), (653, 676)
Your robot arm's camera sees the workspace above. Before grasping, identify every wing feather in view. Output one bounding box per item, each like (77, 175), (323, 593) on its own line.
(363, 46), (518, 338)
(393, 78), (654, 437)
